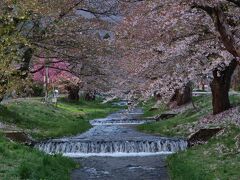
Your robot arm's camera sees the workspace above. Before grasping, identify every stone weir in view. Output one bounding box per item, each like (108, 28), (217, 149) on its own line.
(89, 108), (155, 126)
(35, 108), (188, 157)
(35, 138), (187, 156)
(90, 118), (156, 125)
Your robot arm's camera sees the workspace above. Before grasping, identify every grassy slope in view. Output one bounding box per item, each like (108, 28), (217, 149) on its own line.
(138, 96), (212, 137)
(0, 98), (122, 179)
(138, 95), (240, 179)
(168, 126), (240, 180)
(139, 98), (167, 118)
(0, 134), (77, 180)
(0, 98), (121, 139)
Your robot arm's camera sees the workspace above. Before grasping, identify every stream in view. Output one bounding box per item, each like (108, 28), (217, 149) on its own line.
(35, 107), (187, 180)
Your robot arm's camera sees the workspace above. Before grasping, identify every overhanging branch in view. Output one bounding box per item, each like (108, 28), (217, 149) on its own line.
(226, 0), (240, 7)
(193, 3), (240, 57)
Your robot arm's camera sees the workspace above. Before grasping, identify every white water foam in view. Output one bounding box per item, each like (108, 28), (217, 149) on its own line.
(90, 118), (155, 126)
(91, 122), (154, 125)
(63, 152), (173, 157)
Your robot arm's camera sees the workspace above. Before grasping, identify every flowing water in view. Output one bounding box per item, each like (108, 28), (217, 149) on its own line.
(35, 107), (187, 180)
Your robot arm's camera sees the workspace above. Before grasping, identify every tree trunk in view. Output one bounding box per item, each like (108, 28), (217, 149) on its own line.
(18, 48), (33, 78)
(176, 82), (192, 106)
(0, 94), (4, 102)
(84, 90), (96, 101)
(170, 82), (192, 106)
(0, 86), (7, 103)
(0, 48), (33, 102)
(200, 80), (205, 91)
(231, 65), (240, 91)
(210, 60), (237, 115)
(66, 85), (80, 101)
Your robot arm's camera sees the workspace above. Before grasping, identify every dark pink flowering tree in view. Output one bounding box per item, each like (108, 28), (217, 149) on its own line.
(33, 57), (81, 100)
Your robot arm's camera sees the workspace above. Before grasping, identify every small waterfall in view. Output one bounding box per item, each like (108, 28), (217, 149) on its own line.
(90, 118), (156, 125)
(35, 108), (188, 157)
(35, 139), (187, 157)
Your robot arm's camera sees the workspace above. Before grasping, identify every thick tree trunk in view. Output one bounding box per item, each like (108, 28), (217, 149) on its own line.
(0, 48), (33, 102)
(170, 82), (192, 106)
(210, 60), (237, 115)
(84, 90), (96, 101)
(176, 83), (192, 106)
(15, 48), (33, 78)
(66, 85), (80, 101)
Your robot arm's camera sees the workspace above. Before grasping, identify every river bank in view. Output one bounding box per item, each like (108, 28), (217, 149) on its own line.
(138, 95), (240, 179)
(0, 98), (121, 179)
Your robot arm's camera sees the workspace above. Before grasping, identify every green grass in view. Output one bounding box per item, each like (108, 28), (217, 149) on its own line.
(168, 125), (240, 180)
(138, 95), (240, 179)
(138, 96), (212, 137)
(139, 97), (167, 117)
(0, 97), (123, 179)
(138, 95), (240, 137)
(0, 98), (121, 140)
(0, 134), (77, 180)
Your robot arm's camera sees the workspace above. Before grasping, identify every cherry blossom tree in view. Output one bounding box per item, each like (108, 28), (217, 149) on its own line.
(193, 0), (240, 114)
(0, 3), (32, 101)
(116, 0), (240, 114)
(0, 0), (119, 101)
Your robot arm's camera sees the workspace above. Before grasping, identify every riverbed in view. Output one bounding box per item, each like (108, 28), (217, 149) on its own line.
(35, 108), (187, 179)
